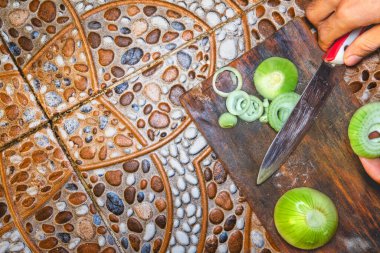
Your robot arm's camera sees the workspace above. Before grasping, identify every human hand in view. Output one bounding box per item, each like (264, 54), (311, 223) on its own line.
(306, 0), (380, 66)
(359, 157), (380, 183)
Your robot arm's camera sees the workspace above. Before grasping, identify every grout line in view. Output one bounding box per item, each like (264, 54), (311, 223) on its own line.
(51, 122), (125, 253)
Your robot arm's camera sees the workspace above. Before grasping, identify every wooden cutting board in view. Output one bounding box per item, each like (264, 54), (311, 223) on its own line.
(181, 18), (380, 253)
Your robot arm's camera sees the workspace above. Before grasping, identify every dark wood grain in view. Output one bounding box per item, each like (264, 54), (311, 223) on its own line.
(181, 18), (380, 253)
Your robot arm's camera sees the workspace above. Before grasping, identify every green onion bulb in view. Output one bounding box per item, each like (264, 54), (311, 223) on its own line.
(254, 57), (298, 100)
(348, 102), (380, 158)
(218, 112), (238, 128)
(274, 187), (338, 250)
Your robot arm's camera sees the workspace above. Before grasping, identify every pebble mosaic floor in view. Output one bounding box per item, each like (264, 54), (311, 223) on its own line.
(0, 0), (378, 252)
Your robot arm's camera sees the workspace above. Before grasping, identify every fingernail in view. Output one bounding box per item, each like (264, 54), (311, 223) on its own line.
(345, 55), (362, 66)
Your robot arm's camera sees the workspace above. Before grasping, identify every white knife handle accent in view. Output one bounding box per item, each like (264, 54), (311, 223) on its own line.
(323, 28), (366, 65)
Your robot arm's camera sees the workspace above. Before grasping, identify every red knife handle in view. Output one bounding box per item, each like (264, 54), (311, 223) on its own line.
(323, 27), (367, 65)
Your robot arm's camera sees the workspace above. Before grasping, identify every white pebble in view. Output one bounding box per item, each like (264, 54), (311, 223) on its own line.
(188, 216), (197, 225)
(126, 174), (136, 185)
(236, 218), (245, 229)
(182, 222), (191, 233)
(181, 192), (191, 204)
(171, 245), (185, 253)
(177, 208), (185, 218)
(169, 143), (178, 157)
(175, 231), (190, 246)
(10, 231), (20, 242)
(75, 205), (89, 215)
(191, 187), (200, 199)
(219, 38), (238, 60)
(230, 184), (237, 194)
(186, 204), (196, 217)
(169, 158), (185, 175)
(206, 12), (221, 27)
(192, 224), (201, 234)
(68, 238), (80, 250)
(184, 127), (198, 139)
(175, 197), (182, 208)
(9, 242), (24, 252)
(143, 222), (156, 241)
(98, 236), (106, 247)
(188, 136), (208, 155)
(185, 173), (198, 185)
(173, 219), (180, 228)
(120, 223), (127, 234)
(190, 235), (198, 245)
(179, 149), (190, 164)
(177, 177), (187, 191)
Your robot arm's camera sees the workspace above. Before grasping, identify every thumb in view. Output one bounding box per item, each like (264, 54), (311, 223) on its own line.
(344, 25), (380, 66)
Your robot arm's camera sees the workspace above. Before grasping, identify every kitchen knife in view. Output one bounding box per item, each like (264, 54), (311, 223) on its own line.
(257, 27), (366, 185)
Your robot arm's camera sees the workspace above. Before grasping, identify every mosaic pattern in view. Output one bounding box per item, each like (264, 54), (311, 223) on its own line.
(0, 0), (378, 252)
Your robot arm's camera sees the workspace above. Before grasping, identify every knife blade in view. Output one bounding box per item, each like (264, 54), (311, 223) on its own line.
(257, 27), (367, 185)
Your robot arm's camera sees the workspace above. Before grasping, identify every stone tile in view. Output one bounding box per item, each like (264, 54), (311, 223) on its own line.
(54, 96), (145, 170)
(80, 1), (209, 88)
(0, 127), (73, 218)
(0, 181), (13, 236)
(23, 25), (96, 116)
(0, 49), (46, 147)
(80, 154), (170, 252)
(0, 0), (73, 67)
(22, 173), (120, 253)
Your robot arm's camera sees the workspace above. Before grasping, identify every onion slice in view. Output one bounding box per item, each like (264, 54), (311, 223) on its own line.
(268, 92), (300, 132)
(218, 112), (238, 128)
(212, 66), (243, 97)
(274, 187), (338, 250)
(226, 90), (250, 116)
(239, 95), (264, 122)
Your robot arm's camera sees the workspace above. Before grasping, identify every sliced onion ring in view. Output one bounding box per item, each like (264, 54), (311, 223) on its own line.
(226, 90), (250, 116)
(239, 96), (264, 122)
(212, 66), (242, 97)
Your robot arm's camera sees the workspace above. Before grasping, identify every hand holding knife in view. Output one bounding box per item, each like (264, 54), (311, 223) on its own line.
(257, 27), (367, 185)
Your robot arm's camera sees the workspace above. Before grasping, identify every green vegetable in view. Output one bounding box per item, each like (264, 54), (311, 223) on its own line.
(259, 98), (270, 123)
(218, 113), (238, 128)
(226, 90), (250, 116)
(212, 66), (243, 97)
(268, 92), (300, 132)
(254, 57), (298, 100)
(348, 102), (380, 158)
(239, 95), (264, 122)
(274, 187), (338, 250)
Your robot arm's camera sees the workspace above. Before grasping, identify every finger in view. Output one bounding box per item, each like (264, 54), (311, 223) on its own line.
(359, 157), (380, 183)
(344, 25), (380, 66)
(317, 2), (380, 51)
(306, 0), (341, 26)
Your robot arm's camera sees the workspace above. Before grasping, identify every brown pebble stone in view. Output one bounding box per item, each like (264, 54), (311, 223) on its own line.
(9, 9), (29, 27)
(109, 213), (119, 222)
(42, 224), (55, 233)
(228, 231), (243, 253)
(99, 146), (107, 160)
(74, 75), (88, 91)
(224, 214), (237, 231)
(37, 1), (56, 23)
(124, 186), (136, 204)
(111, 224), (119, 233)
(5, 105), (19, 121)
(77, 243), (100, 253)
(74, 64), (88, 72)
(143, 6), (157, 16)
(68, 192), (87, 205)
(167, 10), (181, 18)
(133, 82), (142, 92)
(39, 237), (58, 249)
(127, 217), (143, 233)
(55, 211), (73, 224)
(155, 198), (166, 212)
(137, 119), (145, 128)
(127, 5), (140, 16)
(162, 31), (179, 43)
(207, 182), (217, 199)
(25, 223), (33, 233)
(104, 7), (121, 21)
(80, 146), (96, 160)
(204, 167), (212, 181)
(146, 29), (161, 44)
(161, 66), (179, 82)
(182, 30), (194, 41)
(155, 214), (166, 229)
(158, 102), (170, 112)
(93, 183), (105, 197)
(105, 170), (123, 186)
(123, 159), (139, 172)
(102, 247), (117, 253)
(209, 208), (224, 224)
(213, 161), (227, 184)
(215, 191), (233, 211)
(114, 134), (133, 147)
(119, 92), (134, 106)
(213, 225), (223, 234)
(64, 223), (74, 232)
(147, 129), (154, 141)
(169, 85), (185, 106)
(16, 93), (28, 106)
(0, 92), (12, 104)
(18, 36), (33, 51)
(97, 226), (107, 234)
(235, 205), (244, 215)
(140, 179), (147, 189)
(98, 49), (114, 66)
(153, 238), (162, 253)
(88, 32), (101, 49)
(205, 235), (218, 253)
(46, 25), (56, 34)
(151, 175), (164, 192)
(115, 36), (132, 47)
(143, 104), (153, 115)
(148, 111), (170, 129)
(129, 234), (141, 251)
(29, 0), (40, 12)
